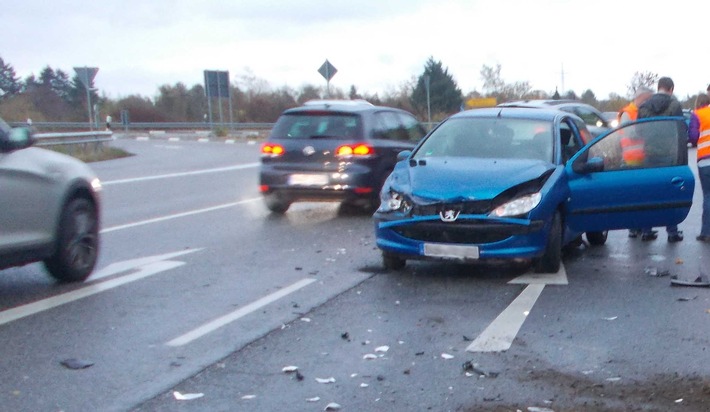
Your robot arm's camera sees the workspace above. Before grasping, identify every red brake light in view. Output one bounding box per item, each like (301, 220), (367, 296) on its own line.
(336, 143), (374, 157)
(261, 143), (285, 156)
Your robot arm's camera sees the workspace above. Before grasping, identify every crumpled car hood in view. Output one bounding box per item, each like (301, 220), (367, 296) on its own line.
(393, 157), (554, 203)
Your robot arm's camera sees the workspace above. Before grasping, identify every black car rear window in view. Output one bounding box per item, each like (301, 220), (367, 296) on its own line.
(271, 113), (363, 139)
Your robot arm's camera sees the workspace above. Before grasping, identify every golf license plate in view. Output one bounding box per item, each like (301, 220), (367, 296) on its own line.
(288, 174), (328, 186)
(424, 243), (479, 259)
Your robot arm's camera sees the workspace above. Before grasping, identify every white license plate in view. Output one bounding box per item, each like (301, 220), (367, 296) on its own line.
(424, 243), (479, 259)
(288, 174), (328, 186)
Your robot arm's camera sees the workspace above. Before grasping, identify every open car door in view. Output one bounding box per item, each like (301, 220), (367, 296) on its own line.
(564, 117), (694, 232)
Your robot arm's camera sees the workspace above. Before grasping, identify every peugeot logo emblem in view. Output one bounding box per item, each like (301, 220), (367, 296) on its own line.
(303, 146), (316, 156)
(440, 209), (460, 222)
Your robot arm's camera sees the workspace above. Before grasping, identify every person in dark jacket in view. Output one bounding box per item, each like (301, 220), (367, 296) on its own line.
(637, 76), (684, 242)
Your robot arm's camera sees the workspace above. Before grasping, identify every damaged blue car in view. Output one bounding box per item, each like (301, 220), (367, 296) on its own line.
(374, 107), (694, 273)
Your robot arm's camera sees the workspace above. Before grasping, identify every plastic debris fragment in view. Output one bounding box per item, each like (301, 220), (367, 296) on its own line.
(301, 317), (311, 322)
(60, 358), (94, 370)
(441, 353), (454, 360)
(602, 316), (618, 321)
(325, 402), (342, 411)
(606, 377), (621, 382)
(360, 383), (369, 388)
(462, 361), (499, 378)
(282, 366), (299, 373)
(315, 377), (336, 384)
(241, 395), (256, 400)
(306, 397), (321, 402)
(363, 354), (377, 360)
(375, 345), (389, 353)
(173, 391), (204, 400)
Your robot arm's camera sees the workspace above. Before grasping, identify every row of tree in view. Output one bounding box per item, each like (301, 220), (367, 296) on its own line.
(0, 55), (701, 126)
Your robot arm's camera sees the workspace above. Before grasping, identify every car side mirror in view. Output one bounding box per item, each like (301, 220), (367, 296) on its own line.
(397, 150), (412, 161)
(572, 156), (604, 174)
(0, 127), (34, 153)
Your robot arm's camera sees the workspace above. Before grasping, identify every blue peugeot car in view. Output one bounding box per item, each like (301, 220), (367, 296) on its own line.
(374, 107), (694, 273)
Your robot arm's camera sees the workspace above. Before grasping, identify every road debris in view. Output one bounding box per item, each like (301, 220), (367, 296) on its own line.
(60, 358), (94, 370)
(241, 395), (256, 400)
(360, 383), (369, 388)
(301, 317), (312, 322)
(644, 267), (670, 277)
(441, 353), (455, 360)
(527, 407), (554, 412)
(375, 345), (389, 353)
(363, 354), (378, 360)
(602, 316), (618, 321)
(282, 366), (299, 373)
(325, 402), (342, 410)
(677, 296), (698, 302)
(315, 377), (336, 384)
(173, 391), (204, 400)
(462, 361), (499, 378)
(670, 275), (710, 287)
(306, 397), (320, 402)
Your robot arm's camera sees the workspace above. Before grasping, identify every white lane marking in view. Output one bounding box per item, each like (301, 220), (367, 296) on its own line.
(100, 198), (261, 234)
(507, 264), (568, 285)
(102, 163), (259, 185)
(466, 284), (545, 352)
(0, 261), (183, 327)
(466, 264), (568, 352)
(166, 278), (317, 347)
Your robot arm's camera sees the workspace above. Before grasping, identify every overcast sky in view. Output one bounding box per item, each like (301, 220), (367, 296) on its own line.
(5, 0), (709, 101)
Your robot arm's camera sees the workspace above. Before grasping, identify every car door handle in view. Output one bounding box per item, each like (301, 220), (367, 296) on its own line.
(671, 177), (685, 187)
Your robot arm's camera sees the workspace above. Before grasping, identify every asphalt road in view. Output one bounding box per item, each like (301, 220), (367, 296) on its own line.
(1, 137), (708, 411)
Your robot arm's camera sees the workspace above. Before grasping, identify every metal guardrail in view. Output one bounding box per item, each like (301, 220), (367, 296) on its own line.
(33, 131), (114, 148)
(9, 121), (275, 132)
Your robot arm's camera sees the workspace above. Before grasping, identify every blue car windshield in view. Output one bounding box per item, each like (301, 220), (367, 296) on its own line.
(413, 117), (554, 162)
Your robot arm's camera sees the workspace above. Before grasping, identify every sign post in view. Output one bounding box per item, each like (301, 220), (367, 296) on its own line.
(74, 67), (99, 130)
(318, 60), (337, 98)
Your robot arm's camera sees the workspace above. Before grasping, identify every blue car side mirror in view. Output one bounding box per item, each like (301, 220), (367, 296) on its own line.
(397, 150), (412, 161)
(573, 156), (604, 174)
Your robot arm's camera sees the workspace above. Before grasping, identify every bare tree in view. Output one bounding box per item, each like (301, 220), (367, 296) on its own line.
(627, 71), (658, 98)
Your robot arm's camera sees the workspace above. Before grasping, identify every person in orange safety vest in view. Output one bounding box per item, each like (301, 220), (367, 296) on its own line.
(618, 86), (654, 167)
(688, 93), (710, 242)
(619, 86), (654, 238)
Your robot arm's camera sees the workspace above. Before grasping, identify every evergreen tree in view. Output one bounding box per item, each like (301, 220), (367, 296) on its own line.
(0, 57), (22, 98)
(410, 57), (462, 118)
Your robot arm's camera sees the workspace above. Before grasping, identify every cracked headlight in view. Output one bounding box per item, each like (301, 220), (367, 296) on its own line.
(491, 192), (541, 217)
(378, 190), (412, 214)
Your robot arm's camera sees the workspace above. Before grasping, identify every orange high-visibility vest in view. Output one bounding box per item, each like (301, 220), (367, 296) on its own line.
(696, 106), (710, 162)
(620, 135), (645, 166)
(617, 102), (638, 124)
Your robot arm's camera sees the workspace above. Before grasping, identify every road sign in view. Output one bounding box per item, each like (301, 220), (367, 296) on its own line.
(204, 70), (230, 98)
(74, 67), (99, 88)
(318, 60), (337, 81)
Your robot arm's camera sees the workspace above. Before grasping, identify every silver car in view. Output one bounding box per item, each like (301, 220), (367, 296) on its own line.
(0, 117), (102, 282)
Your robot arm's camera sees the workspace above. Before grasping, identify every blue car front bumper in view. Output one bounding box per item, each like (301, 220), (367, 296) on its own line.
(375, 213), (548, 261)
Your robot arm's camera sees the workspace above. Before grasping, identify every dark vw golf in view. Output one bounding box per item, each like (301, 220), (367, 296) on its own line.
(375, 107), (693, 273)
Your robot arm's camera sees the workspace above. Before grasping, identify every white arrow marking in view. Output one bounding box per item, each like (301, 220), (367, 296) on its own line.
(166, 278), (317, 347)
(0, 261), (183, 327)
(466, 264), (568, 352)
(89, 249), (201, 280)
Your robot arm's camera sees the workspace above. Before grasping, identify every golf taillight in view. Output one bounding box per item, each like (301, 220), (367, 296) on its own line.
(261, 143), (285, 157)
(336, 143), (374, 157)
